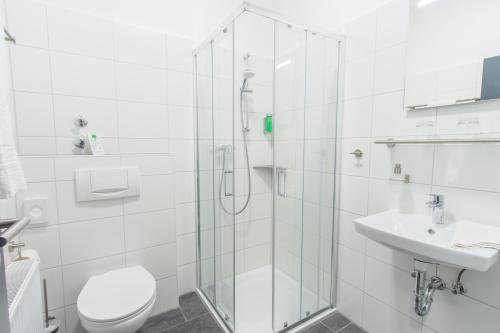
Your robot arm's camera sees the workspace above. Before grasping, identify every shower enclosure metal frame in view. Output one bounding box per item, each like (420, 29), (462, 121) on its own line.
(193, 3), (346, 332)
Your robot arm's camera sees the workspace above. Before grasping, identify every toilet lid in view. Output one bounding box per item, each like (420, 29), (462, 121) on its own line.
(77, 266), (156, 323)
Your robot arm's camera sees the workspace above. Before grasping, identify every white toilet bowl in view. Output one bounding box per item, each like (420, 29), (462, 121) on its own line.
(77, 266), (157, 333)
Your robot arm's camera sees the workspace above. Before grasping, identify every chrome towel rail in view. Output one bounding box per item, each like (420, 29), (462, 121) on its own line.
(375, 138), (500, 148)
(0, 217), (31, 247)
(3, 28), (16, 43)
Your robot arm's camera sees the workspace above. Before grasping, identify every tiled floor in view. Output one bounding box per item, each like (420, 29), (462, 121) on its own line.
(299, 313), (366, 333)
(138, 292), (224, 333)
(139, 292), (363, 333)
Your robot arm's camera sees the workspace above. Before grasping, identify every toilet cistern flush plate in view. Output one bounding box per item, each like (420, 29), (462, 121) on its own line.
(354, 209), (499, 272)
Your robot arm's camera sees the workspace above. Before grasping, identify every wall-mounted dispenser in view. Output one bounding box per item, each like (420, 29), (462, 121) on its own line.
(75, 167), (140, 202)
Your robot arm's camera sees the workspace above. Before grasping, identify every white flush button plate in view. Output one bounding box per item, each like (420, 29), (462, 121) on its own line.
(23, 197), (49, 226)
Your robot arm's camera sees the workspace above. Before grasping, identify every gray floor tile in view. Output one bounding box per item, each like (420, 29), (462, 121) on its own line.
(167, 313), (223, 333)
(179, 292), (207, 320)
(138, 308), (186, 333)
(337, 323), (366, 333)
(321, 313), (351, 332)
(300, 323), (333, 333)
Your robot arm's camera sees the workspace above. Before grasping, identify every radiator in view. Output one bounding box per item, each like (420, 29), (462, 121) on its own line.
(7, 252), (44, 333)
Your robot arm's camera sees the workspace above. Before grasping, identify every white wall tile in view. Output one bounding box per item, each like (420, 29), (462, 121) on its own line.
(14, 92), (54, 136)
(51, 52), (115, 99)
(54, 156), (121, 181)
(337, 279), (363, 325)
(176, 233), (196, 266)
(424, 290), (500, 333)
(121, 155), (173, 176)
(19, 157), (54, 182)
(21, 226), (61, 269)
(124, 175), (174, 214)
(17, 137), (57, 155)
(10, 46), (51, 93)
(53, 95), (118, 138)
(47, 6), (113, 59)
(124, 209), (176, 251)
(363, 294), (422, 333)
(126, 243), (176, 279)
(338, 210), (366, 253)
(339, 175), (369, 215)
(166, 35), (192, 73)
(174, 172), (195, 204)
(152, 276), (179, 315)
(5, 0), (48, 48)
(375, 0), (409, 50)
(342, 96), (373, 138)
(175, 202), (196, 235)
(59, 217), (125, 264)
(177, 263), (196, 295)
(344, 11), (376, 60)
(337, 244), (365, 289)
(167, 70), (193, 106)
(116, 62), (167, 104)
(114, 23), (166, 68)
(345, 55), (374, 100)
(119, 138), (169, 154)
(169, 106), (194, 140)
(41, 267), (64, 310)
(118, 101), (168, 138)
(374, 44), (406, 95)
(364, 257), (416, 318)
(433, 144), (500, 193)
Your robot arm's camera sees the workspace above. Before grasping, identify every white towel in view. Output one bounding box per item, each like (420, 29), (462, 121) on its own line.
(452, 221), (500, 251)
(0, 18), (26, 199)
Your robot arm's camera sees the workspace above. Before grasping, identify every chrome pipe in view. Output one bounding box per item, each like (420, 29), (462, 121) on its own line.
(375, 137), (500, 148)
(0, 217), (31, 247)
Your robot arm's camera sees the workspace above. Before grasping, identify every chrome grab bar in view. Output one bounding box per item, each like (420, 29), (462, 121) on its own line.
(277, 168), (287, 198)
(0, 217), (31, 247)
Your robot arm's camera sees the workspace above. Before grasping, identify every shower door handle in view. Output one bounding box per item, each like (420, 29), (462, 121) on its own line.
(224, 170), (233, 197)
(277, 169), (287, 197)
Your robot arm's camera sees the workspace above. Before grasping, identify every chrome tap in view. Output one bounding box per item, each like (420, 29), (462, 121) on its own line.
(427, 194), (444, 225)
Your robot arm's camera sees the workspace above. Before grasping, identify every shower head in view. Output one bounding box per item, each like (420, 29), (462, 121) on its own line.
(242, 69), (255, 79)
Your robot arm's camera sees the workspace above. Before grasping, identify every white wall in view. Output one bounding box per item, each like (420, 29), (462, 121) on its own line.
(3, 1), (196, 332)
(337, 0), (500, 332)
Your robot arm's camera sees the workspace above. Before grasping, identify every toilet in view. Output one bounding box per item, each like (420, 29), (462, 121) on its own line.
(77, 266), (157, 333)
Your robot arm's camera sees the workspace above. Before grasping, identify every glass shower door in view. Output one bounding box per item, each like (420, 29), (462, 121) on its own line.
(195, 24), (236, 331)
(213, 24), (236, 330)
(300, 32), (340, 318)
(273, 25), (340, 331)
(273, 21), (307, 331)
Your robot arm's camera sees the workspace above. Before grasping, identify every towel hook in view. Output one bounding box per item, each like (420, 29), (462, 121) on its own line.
(4, 28), (16, 43)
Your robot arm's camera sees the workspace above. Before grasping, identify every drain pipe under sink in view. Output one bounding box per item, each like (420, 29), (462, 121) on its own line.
(412, 259), (446, 316)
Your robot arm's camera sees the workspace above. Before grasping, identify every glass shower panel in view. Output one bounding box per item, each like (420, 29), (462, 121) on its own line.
(273, 21), (307, 331)
(195, 44), (216, 303)
(300, 32), (340, 317)
(212, 24), (236, 329)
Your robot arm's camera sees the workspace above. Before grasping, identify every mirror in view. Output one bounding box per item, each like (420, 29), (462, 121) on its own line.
(405, 0), (500, 110)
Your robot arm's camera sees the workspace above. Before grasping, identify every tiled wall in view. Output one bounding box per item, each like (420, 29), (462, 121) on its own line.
(337, 0), (500, 332)
(2, 0), (196, 332)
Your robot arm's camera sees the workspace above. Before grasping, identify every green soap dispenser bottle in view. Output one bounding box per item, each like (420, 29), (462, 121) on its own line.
(264, 114), (273, 134)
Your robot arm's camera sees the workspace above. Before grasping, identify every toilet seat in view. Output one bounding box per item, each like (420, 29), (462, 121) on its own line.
(77, 266), (156, 324)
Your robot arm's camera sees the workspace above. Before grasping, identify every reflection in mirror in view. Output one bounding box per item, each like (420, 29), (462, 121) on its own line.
(405, 0), (500, 110)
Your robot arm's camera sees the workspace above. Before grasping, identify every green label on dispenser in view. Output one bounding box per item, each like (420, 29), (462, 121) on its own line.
(265, 114), (273, 133)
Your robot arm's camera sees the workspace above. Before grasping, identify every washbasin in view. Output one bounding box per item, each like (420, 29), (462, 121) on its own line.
(354, 209), (499, 272)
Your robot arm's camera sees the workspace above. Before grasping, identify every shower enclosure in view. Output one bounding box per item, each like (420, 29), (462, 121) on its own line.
(194, 4), (343, 332)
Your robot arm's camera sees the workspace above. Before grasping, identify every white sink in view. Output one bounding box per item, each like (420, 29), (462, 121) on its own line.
(354, 210), (499, 272)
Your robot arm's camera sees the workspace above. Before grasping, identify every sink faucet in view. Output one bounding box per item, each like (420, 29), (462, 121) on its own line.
(427, 194), (444, 224)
